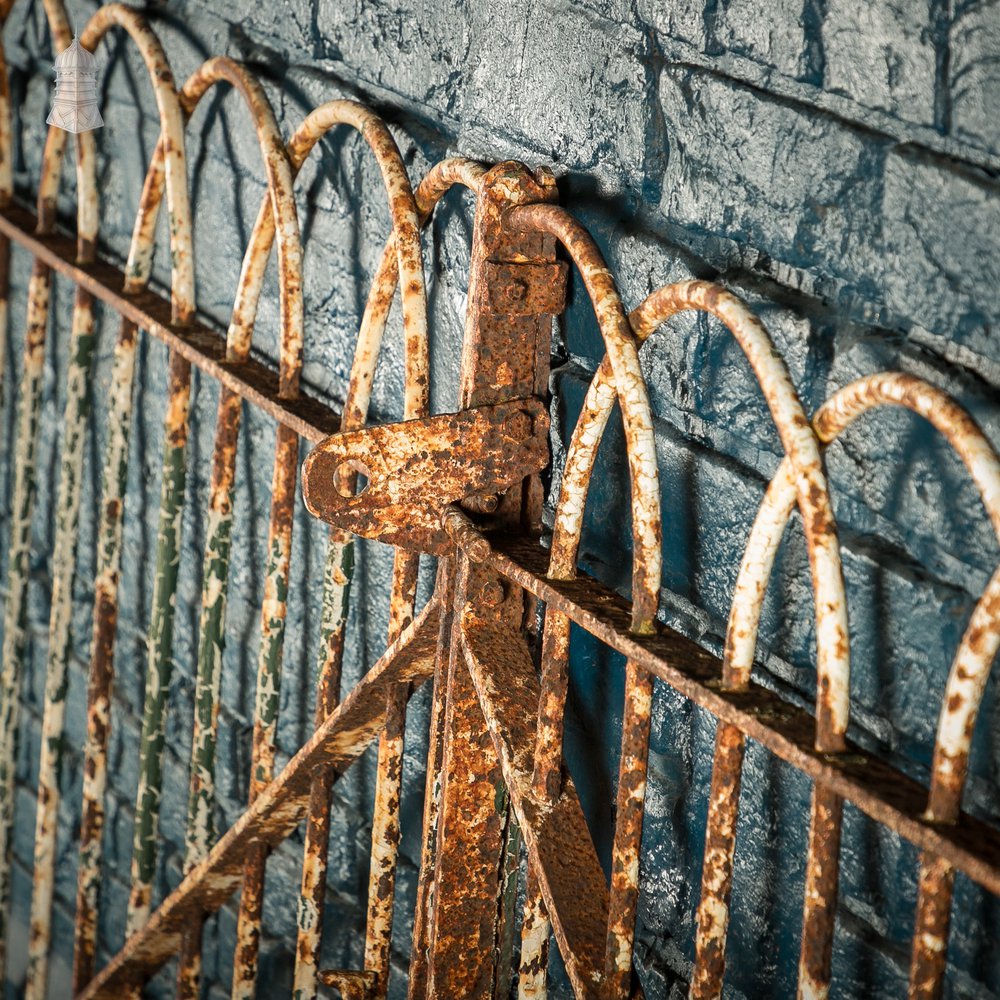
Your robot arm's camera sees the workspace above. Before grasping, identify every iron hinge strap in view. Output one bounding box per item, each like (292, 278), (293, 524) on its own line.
(302, 397), (550, 554)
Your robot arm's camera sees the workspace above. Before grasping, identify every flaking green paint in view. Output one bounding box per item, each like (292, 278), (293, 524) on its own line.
(185, 500), (235, 867)
(127, 355), (192, 935)
(292, 532), (355, 1000)
(74, 316), (140, 975)
(317, 536), (354, 675)
(26, 290), (96, 1000)
(254, 530), (291, 786)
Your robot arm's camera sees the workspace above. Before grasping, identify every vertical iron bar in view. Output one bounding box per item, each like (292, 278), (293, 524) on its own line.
(519, 605), (571, 996)
(176, 385), (242, 995)
(495, 801), (522, 1000)
(605, 662), (654, 998)
(230, 421), (298, 998)
(292, 531), (353, 1000)
(175, 918), (204, 999)
(72, 317), (140, 990)
(0, 259), (51, 978)
(232, 843), (267, 997)
(363, 681), (408, 994)
(531, 608), (570, 804)
(26, 284), (97, 999)
(797, 786), (843, 1000)
(406, 562), (453, 1000)
(690, 722), (745, 998)
(362, 548), (418, 997)
(126, 351), (193, 934)
(908, 855), (955, 1000)
(183, 386), (242, 868)
(518, 868), (549, 1000)
(426, 556), (510, 999)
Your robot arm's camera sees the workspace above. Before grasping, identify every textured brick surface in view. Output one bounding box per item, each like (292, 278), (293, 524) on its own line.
(0, 0), (999, 997)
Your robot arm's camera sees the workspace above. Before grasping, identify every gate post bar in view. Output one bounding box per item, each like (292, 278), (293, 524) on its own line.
(422, 161), (564, 997)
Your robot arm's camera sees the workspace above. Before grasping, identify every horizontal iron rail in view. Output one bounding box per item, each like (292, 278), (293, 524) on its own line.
(476, 532), (1000, 898)
(0, 202), (340, 442)
(76, 596), (442, 998)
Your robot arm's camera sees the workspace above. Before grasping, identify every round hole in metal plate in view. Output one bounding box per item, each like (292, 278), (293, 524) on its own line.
(333, 459), (371, 498)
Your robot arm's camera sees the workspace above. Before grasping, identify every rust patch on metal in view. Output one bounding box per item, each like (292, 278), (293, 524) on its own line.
(691, 722), (745, 997)
(797, 786), (843, 1000)
(78, 599), (441, 997)
(532, 607), (570, 802)
(908, 854), (955, 1000)
(482, 260), (567, 316)
(320, 969), (377, 1000)
(303, 399), (550, 552)
(479, 534), (1000, 895)
(460, 601), (610, 998)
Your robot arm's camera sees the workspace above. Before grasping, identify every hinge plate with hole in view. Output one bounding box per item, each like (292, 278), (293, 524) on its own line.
(301, 398), (550, 554)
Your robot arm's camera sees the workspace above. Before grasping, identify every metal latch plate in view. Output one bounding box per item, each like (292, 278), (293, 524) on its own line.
(302, 398), (549, 553)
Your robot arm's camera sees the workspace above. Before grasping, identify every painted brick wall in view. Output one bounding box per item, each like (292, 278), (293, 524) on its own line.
(0, 0), (998, 997)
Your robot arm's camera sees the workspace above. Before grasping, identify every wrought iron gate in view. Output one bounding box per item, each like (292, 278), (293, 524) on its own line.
(0, 2), (998, 998)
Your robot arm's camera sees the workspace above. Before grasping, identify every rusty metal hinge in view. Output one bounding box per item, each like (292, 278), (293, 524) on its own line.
(301, 397), (550, 554)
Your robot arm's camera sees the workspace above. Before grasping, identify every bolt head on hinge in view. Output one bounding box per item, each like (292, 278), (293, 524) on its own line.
(482, 261), (567, 316)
